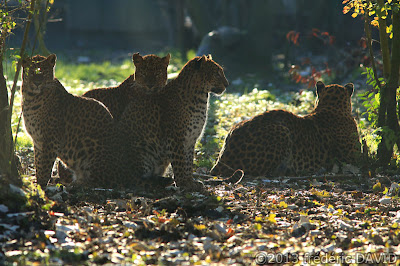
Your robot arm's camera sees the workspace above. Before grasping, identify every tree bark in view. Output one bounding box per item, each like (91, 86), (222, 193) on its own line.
(377, 8), (400, 165)
(33, 0), (51, 55)
(0, 19), (20, 186)
(377, 0), (391, 79)
(175, 0), (185, 61)
(387, 9), (400, 151)
(1, 0), (35, 186)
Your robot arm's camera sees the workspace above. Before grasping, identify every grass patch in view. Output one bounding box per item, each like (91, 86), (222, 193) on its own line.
(55, 60), (134, 83)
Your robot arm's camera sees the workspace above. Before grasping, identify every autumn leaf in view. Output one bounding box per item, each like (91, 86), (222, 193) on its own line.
(158, 217), (168, 223)
(268, 214), (277, 224)
(279, 201), (288, 208)
(194, 224), (207, 230)
(255, 216), (263, 222)
(226, 228), (235, 237)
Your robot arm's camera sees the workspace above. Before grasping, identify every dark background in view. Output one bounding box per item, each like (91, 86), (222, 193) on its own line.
(8, 0), (367, 79)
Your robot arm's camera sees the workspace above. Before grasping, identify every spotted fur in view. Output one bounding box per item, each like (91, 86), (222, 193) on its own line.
(211, 81), (360, 177)
(56, 53), (170, 182)
(118, 55), (229, 192)
(21, 54), (121, 188)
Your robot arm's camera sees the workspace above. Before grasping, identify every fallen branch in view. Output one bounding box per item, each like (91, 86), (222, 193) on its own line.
(194, 170), (244, 185)
(195, 173), (366, 182)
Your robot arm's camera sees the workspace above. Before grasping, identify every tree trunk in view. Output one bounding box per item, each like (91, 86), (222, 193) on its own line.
(175, 0), (185, 61)
(387, 9), (400, 151)
(373, 0), (388, 131)
(33, 0), (51, 55)
(1, 0), (35, 187)
(377, 8), (400, 165)
(0, 39), (20, 186)
(185, 0), (216, 36)
(377, 0), (391, 79)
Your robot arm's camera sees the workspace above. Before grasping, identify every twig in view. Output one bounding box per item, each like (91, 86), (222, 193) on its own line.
(194, 169), (244, 185)
(262, 174), (363, 181)
(193, 173), (215, 179)
(195, 172), (364, 181)
(12, 110), (23, 152)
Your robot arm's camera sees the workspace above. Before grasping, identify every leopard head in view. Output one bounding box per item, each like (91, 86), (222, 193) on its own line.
(315, 81), (354, 114)
(22, 54), (56, 94)
(132, 53), (170, 90)
(189, 55), (229, 95)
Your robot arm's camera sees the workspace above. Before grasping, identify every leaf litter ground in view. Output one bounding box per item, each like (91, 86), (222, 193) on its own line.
(3, 173), (400, 264)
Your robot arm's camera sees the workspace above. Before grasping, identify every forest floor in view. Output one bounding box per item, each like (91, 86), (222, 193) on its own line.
(3, 173), (400, 264)
(2, 50), (400, 264)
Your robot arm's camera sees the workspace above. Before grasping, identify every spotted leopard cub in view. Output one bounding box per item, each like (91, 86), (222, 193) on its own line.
(82, 53), (170, 120)
(211, 81), (360, 177)
(21, 54), (120, 188)
(118, 55), (229, 192)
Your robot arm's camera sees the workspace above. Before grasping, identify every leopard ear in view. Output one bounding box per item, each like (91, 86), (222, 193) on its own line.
(344, 83), (354, 96)
(163, 53), (171, 65)
(194, 56), (206, 69)
(207, 54), (212, 60)
(316, 81), (325, 95)
(46, 54), (57, 67)
(132, 53), (143, 65)
(198, 55), (207, 64)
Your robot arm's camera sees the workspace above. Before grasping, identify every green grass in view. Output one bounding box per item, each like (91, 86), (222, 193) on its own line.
(56, 59), (133, 84)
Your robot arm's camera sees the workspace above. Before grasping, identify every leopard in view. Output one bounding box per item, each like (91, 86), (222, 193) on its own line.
(117, 55), (229, 192)
(56, 52), (170, 181)
(210, 81), (361, 177)
(81, 52), (170, 120)
(22, 54), (175, 192)
(21, 54), (121, 188)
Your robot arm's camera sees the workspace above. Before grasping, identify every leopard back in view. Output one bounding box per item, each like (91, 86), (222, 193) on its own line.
(210, 81), (360, 177)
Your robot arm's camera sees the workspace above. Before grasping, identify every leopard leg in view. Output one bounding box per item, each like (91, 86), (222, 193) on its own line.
(171, 143), (204, 192)
(34, 144), (57, 188)
(56, 160), (75, 184)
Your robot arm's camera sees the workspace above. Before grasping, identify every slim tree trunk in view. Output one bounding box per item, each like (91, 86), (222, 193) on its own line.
(377, 0), (391, 79)
(370, 0), (387, 130)
(0, 40), (11, 179)
(175, 0), (185, 61)
(377, 8), (400, 165)
(33, 0), (51, 55)
(1, 0), (35, 185)
(387, 9), (400, 151)
(0, 24), (20, 185)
